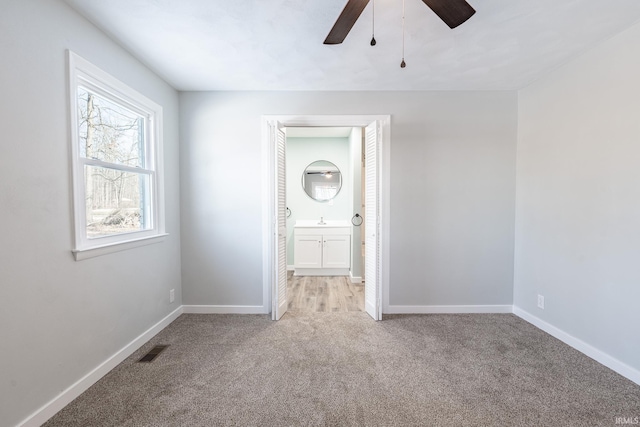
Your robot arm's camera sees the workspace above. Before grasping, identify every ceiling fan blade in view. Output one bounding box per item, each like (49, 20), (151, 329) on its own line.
(324, 0), (370, 45)
(421, 0), (475, 29)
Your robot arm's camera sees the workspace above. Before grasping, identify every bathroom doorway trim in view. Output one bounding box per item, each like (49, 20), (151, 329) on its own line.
(261, 115), (390, 320)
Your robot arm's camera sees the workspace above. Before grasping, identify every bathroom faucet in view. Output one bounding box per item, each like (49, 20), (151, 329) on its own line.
(318, 217), (326, 225)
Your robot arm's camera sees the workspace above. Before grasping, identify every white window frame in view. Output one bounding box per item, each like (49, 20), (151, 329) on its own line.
(68, 51), (166, 261)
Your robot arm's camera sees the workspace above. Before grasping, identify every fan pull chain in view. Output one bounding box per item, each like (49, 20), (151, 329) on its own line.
(400, 0), (406, 67)
(370, 0), (376, 46)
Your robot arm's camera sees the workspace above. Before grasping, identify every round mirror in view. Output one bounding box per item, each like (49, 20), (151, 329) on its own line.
(301, 160), (342, 202)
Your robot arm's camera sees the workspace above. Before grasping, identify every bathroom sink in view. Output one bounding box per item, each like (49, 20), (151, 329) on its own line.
(295, 220), (351, 228)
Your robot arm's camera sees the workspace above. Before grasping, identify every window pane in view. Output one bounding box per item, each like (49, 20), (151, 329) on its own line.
(84, 165), (151, 238)
(313, 183), (339, 200)
(78, 87), (145, 168)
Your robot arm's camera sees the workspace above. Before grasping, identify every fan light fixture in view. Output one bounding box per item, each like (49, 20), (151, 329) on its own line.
(370, 0), (376, 46)
(324, 0), (475, 68)
(401, 0), (406, 68)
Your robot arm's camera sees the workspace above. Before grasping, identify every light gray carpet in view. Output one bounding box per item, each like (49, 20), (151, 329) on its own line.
(44, 313), (640, 426)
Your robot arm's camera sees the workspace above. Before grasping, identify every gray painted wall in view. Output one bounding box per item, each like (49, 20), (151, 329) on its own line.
(179, 91), (517, 307)
(0, 1), (182, 425)
(515, 21), (640, 372)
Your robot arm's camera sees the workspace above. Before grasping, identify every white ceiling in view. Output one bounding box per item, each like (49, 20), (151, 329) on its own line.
(63, 0), (640, 91)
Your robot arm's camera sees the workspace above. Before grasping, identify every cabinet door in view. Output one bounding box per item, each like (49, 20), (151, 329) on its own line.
(322, 235), (351, 268)
(294, 235), (322, 268)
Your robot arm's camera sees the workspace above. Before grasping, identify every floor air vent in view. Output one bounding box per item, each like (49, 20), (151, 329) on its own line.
(138, 345), (168, 362)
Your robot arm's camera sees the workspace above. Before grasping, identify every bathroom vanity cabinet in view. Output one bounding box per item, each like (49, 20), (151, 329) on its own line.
(294, 221), (351, 276)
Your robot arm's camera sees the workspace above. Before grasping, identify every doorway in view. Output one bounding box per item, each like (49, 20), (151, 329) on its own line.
(262, 115), (390, 321)
(285, 127), (364, 313)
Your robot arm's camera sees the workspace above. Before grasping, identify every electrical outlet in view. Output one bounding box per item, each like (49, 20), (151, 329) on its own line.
(537, 294), (544, 309)
(169, 289), (175, 304)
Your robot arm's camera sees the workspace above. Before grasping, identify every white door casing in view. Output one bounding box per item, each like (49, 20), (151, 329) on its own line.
(262, 115), (389, 320)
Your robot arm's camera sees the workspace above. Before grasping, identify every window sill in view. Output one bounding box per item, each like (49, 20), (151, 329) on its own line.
(72, 233), (168, 261)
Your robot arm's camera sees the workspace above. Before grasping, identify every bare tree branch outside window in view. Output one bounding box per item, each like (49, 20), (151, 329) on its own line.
(78, 88), (149, 237)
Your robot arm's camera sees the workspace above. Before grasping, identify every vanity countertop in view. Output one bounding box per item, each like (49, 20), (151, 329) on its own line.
(295, 220), (351, 228)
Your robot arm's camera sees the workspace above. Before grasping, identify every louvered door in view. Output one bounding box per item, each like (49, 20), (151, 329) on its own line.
(364, 121), (380, 320)
(272, 121), (287, 320)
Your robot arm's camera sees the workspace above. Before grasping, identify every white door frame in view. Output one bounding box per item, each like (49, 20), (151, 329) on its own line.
(261, 115), (391, 319)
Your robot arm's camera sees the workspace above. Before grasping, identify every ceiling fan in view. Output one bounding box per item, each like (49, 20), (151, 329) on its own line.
(324, 0), (476, 45)
(305, 170), (340, 176)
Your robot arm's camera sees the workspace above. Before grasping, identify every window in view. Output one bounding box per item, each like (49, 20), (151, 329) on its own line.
(68, 51), (165, 260)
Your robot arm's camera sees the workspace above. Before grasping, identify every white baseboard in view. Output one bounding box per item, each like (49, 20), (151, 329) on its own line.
(294, 268), (349, 276)
(513, 306), (640, 386)
(287, 265), (294, 271)
(182, 305), (267, 314)
(18, 306), (183, 427)
(349, 273), (362, 284)
(385, 304), (513, 314)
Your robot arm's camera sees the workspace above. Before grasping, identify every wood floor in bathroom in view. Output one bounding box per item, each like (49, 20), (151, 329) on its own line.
(287, 272), (364, 313)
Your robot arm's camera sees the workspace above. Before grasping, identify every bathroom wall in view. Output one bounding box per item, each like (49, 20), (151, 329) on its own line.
(349, 128), (364, 281)
(285, 136), (352, 266)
